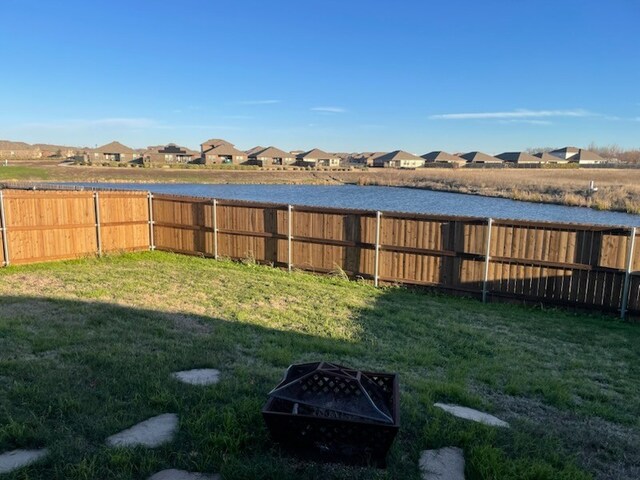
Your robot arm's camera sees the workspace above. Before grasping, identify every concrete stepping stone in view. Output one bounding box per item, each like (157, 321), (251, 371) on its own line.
(106, 413), (178, 448)
(419, 447), (465, 480)
(0, 448), (48, 474)
(434, 403), (509, 428)
(171, 369), (220, 386)
(148, 469), (220, 480)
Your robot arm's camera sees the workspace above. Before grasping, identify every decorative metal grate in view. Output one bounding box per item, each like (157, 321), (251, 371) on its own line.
(262, 362), (399, 467)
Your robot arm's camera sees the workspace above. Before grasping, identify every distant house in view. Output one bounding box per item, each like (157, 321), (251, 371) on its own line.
(144, 144), (199, 165)
(569, 149), (605, 165)
(533, 151), (561, 163)
(459, 151), (503, 164)
(296, 148), (340, 167)
(33, 144), (80, 158)
(201, 138), (232, 153)
(363, 152), (387, 166)
(90, 141), (140, 163)
(245, 145), (266, 157)
(248, 146), (296, 166)
(422, 151), (466, 165)
(201, 139), (247, 165)
(373, 150), (425, 168)
(549, 146), (580, 161)
(346, 152), (385, 166)
(495, 152), (541, 164)
(0, 141), (42, 160)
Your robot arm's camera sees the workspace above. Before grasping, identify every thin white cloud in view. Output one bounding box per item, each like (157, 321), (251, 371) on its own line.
(236, 99), (280, 105)
(429, 109), (593, 120)
(497, 119), (553, 125)
(311, 106), (347, 113)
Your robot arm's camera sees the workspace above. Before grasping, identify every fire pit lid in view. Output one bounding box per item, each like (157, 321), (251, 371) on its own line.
(268, 362), (394, 424)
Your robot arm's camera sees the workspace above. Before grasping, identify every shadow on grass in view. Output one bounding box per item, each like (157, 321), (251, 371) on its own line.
(0, 289), (635, 479)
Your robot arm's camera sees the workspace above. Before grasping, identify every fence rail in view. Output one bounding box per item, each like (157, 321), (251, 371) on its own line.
(1, 188), (638, 318)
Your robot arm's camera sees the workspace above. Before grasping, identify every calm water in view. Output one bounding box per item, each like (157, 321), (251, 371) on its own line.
(59, 183), (640, 227)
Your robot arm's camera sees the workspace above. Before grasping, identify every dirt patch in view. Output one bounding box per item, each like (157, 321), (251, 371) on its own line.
(479, 388), (640, 480)
(0, 275), (66, 295)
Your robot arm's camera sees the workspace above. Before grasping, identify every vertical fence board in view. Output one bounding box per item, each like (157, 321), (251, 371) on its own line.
(2, 190), (639, 315)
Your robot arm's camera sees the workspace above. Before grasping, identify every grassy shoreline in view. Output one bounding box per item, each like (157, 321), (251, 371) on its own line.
(2, 164), (640, 214)
(1, 251), (639, 479)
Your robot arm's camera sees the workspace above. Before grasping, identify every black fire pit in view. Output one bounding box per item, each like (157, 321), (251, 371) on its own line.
(262, 362), (399, 467)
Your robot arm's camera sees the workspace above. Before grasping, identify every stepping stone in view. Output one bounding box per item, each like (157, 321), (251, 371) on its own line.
(106, 413), (178, 448)
(434, 403), (509, 428)
(171, 369), (220, 386)
(0, 448), (48, 474)
(419, 447), (465, 480)
(148, 469), (220, 480)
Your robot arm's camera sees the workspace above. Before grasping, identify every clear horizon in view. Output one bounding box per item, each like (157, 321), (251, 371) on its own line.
(1, 0), (639, 153)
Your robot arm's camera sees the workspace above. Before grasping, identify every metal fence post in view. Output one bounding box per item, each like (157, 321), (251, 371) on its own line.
(93, 192), (102, 256)
(212, 198), (218, 259)
(147, 191), (155, 251)
(482, 217), (493, 303)
(620, 226), (637, 319)
(0, 191), (9, 266)
(374, 211), (382, 287)
(287, 205), (293, 272)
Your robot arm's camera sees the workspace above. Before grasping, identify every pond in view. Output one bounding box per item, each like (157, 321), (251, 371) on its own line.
(57, 183), (640, 227)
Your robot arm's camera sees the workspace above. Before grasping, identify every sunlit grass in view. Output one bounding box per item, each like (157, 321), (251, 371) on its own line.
(0, 166), (50, 180)
(0, 252), (639, 479)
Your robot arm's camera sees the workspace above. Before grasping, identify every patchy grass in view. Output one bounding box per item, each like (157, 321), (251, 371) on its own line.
(0, 252), (639, 479)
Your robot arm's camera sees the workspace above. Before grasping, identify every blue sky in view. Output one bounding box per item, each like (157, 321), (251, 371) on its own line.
(1, 0), (639, 153)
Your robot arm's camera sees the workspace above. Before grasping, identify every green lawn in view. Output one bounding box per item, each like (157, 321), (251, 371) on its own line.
(0, 166), (50, 181)
(0, 252), (639, 479)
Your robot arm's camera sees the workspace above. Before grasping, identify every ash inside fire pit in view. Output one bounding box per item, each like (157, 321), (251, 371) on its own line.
(262, 362), (399, 466)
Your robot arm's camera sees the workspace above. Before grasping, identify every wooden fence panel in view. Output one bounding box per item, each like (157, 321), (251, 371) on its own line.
(98, 192), (150, 252)
(290, 210), (376, 277)
(2, 189), (639, 316)
(216, 203), (287, 264)
(627, 274), (640, 313)
(3, 191), (97, 264)
(152, 196), (214, 256)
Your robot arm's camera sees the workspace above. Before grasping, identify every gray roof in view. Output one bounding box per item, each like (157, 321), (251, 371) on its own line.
(201, 138), (233, 149)
(249, 146), (293, 159)
(145, 144), (198, 156)
(550, 146), (579, 155)
(245, 145), (266, 156)
(533, 152), (560, 161)
(93, 141), (137, 154)
(374, 150), (423, 162)
(422, 151), (465, 162)
(571, 149), (604, 162)
(297, 148), (335, 160)
(459, 151), (502, 163)
(204, 143), (246, 157)
(495, 152), (541, 163)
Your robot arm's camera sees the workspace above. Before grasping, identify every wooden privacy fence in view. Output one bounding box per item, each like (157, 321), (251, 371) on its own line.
(1, 189), (639, 318)
(0, 189), (151, 264)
